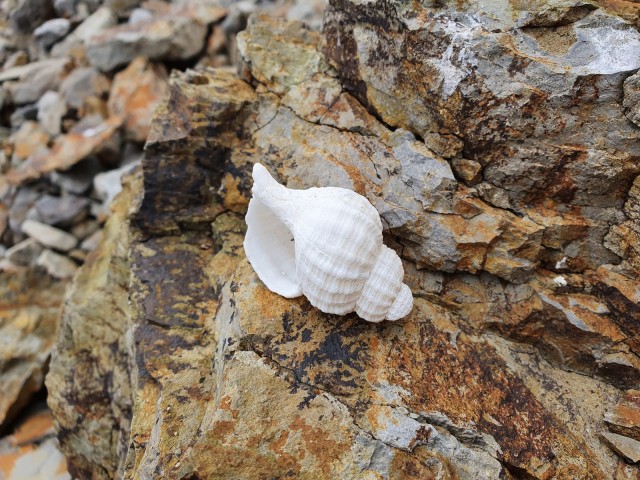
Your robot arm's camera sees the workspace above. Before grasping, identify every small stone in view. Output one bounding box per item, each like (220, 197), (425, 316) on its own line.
(70, 219), (99, 240)
(37, 90), (66, 136)
(93, 160), (139, 208)
(51, 156), (103, 195)
(10, 0), (55, 34)
(86, 13), (208, 71)
(21, 219), (77, 251)
(4, 50), (29, 70)
(34, 18), (71, 49)
(7, 58), (70, 105)
(451, 158), (483, 185)
(80, 229), (102, 251)
(606, 390), (640, 441)
(11, 121), (50, 160)
(35, 194), (89, 227)
(36, 249), (77, 279)
(602, 431), (640, 463)
(60, 67), (111, 112)
(108, 57), (169, 141)
(5, 238), (43, 266)
(10, 104), (39, 129)
(129, 8), (154, 24)
(7, 116), (122, 185)
(51, 7), (117, 58)
(8, 187), (40, 236)
(67, 248), (87, 261)
(54, 0), (76, 17)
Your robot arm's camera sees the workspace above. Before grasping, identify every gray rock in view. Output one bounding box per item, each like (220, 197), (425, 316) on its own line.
(5, 237), (43, 266)
(54, 0), (76, 17)
(601, 431), (640, 463)
(59, 67), (95, 110)
(51, 156), (103, 194)
(10, 104), (39, 129)
(21, 219), (77, 251)
(34, 18), (71, 49)
(623, 71), (640, 128)
(8, 187), (40, 236)
(93, 160), (140, 210)
(51, 7), (117, 57)
(7, 58), (69, 105)
(9, 0), (55, 34)
(36, 249), (77, 279)
(35, 194), (89, 227)
(86, 14), (207, 71)
(36, 90), (66, 135)
(128, 8), (153, 25)
(286, 0), (326, 31)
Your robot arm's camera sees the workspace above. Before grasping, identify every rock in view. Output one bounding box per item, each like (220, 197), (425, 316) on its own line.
(34, 194), (89, 227)
(4, 50), (29, 70)
(50, 156), (103, 195)
(79, 228), (101, 251)
(0, 268), (66, 428)
(86, 12), (208, 71)
(452, 158), (483, 185)
(46, 170), (136, 479)
(6, 116), (122, 185)
(5, 58), (70, 105)
(0, 407), (69, 480)
(286, 0), (327, 30)
(623, 70), (640, 127)
(5, 237), (43, 266)
(10, 104), (39, 129)
(36, 249), (77, 279)
(7, 187), (40, 237)
(70, 219), (99, 240)
(11, 121), (50, 161)
(60, 67), (111, 112)
(602, 432), (640, 464)
(50, 7), (117, 58)
(46, 11), (640, 480)
(323, 0), (640, 273)
(128, 8), (153, 25)
(9, 0), (55, 34)
(36, 91), (66, 136)
(21, 219), (77, 251)
(92, 160), (139, 210)
(606, 390), (640, 441)
(107, 57), (169, 142)
(34, 18), (71, 49)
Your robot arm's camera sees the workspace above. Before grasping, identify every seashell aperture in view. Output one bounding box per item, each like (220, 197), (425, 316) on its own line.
(243, 163), (413, 323)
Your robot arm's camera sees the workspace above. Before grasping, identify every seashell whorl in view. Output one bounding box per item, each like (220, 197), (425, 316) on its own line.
(243, 163), (413, 323)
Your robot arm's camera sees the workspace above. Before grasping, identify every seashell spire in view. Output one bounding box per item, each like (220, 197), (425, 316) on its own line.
(243, 163), (413, 322)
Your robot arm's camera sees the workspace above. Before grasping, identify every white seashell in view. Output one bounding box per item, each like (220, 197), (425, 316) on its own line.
(243, 163), (413, 323)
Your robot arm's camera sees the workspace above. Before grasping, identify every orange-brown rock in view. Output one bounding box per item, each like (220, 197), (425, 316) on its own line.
(6, 116), (122, 185)
(107, 57), (169, 142)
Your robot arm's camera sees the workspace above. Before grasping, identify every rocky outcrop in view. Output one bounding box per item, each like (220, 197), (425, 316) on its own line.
(48, 4), (640, 480)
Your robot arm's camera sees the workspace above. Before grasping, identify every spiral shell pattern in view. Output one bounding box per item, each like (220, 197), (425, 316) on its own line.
(243, 163), (413, 323)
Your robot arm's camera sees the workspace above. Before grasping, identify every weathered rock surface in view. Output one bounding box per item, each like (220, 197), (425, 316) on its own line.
(85, 7), (215, 71)
(0, 268), (66, 429)
(46, 171), (136, 479)
(47, 6), (640, 480)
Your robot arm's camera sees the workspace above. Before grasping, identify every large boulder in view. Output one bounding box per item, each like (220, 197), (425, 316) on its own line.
(48, 7), (640, 480)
